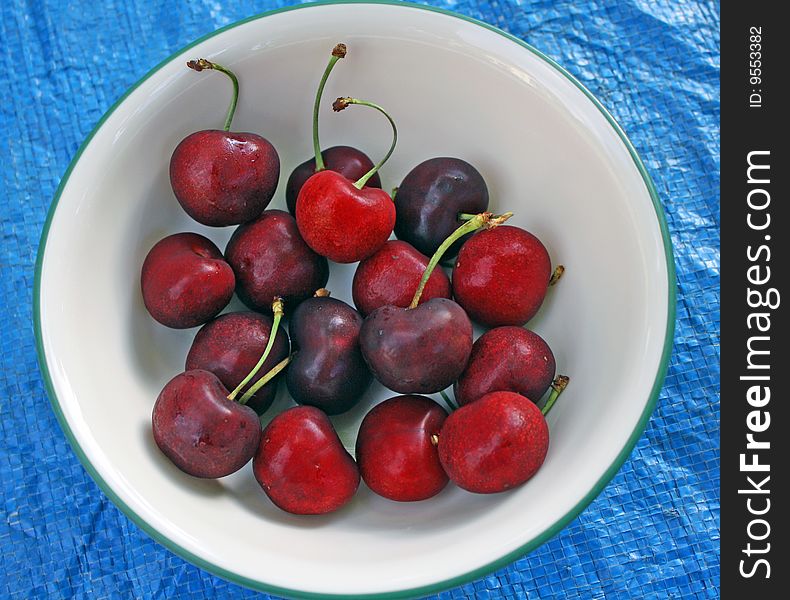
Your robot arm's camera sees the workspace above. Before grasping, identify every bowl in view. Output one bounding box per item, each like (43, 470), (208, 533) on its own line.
(34, 2), (675, 597)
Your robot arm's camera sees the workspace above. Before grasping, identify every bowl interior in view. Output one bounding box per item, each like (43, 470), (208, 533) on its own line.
(37, 3), (670, 596)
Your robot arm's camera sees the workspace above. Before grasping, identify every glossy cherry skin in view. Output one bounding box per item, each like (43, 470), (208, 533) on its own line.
(253, 406), (360, 514)
(152, 370), (261, 478)
(186, 312), (290, 414)
(286, 296), (372, 415)
(141, 232), (235, 329)
(225, 210), (329, 312)
(438, 391), (549, 493)
(296, 170), (396, 263)
(356, 395), (449, 502)
(453, 225), (551, 327)
(170, 130), (280, 226)
(285, 146), (381, 215)
(454, 327), (555, 407)
(360, 298), (473, 394)
(352, 240), (452, 317)
(394, 157), (489, 257)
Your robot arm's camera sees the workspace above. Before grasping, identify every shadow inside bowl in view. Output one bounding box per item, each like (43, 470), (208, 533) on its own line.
(139, 421), (224, 498)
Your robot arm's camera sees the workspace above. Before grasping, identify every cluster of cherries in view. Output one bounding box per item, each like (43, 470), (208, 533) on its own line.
(142, 44), (568, 515)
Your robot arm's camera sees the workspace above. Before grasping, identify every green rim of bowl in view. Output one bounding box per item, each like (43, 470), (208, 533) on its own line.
(33, 1), (677, 598)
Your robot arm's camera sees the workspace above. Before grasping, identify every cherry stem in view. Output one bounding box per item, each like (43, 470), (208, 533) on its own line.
(549, 265), (565, 286)
(439, 389), (458, 412)
(227, 298), (284, 402)
(312, 44), (347, 172)
(187, 59), (239, 131)
(541, 375), (570, 416)
(458, 213), (478, 222)
(408, 211), (513, 309)
(238, 353), (294, 405)
(333, 97), (397, 189)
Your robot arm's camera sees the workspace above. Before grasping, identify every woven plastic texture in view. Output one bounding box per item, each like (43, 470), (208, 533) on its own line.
(0, 0), (719, 598)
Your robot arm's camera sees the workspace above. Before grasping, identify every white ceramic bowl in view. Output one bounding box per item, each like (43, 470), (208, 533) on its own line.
(35, 2), (675, 597)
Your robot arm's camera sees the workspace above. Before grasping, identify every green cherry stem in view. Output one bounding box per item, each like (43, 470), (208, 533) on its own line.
(549, 265), (566, 286)
(408, 211), (513, 309)
(333, 97), (397, 189)
(541, 375), (570, 416)
(187, 59), (239, 131)
(227, 297), (285, 402)
(239, 354), (294, 405)
(312, 44), (347, 172)
(439, 389), (458, 412)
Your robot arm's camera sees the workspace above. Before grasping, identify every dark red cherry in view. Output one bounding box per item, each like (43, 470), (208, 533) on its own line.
(453, 225), (554, 327)
(286, 146), (380, 215)
(152, 370), (260, 478)
(286, 292), (372, 415)
(360, 298), (472, 394)
(454, 327), (555, 407)
(352, 240), (451, 317)
(438, 391), (549, 494)
(356, 396), (449, 501)
(253, 406), (360, 514)
(170, 60), (279, 226)
(186, 311), (289, 414)
(141, 232), (234, 329)
(225, 210), (329, 312)
(394, 157), (488, 257)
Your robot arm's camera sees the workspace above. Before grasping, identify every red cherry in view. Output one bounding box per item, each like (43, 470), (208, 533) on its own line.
(152, 370), (261, 478)
(356, 396), (449, 502)
(453, 225), (555, 327)
(253, 406), (360, 514)
(225, 210), (329, 312)
(454, 327), (555, 406)
(287, 146), (380, 215)
(352, 240), (451, 317)
(186, 311), (289, 414)
(437, 391), (548, 494)
(296, 96), (398, 263)
(141, 232), (234, 329)
(170, 60), (279, 226)
(296, 170), (395, 263)
(360, 298), (473, 394)
(285, 45), (380, 214)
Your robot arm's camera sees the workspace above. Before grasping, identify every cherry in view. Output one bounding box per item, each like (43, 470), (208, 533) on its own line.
(355, 395), (448, 502)
(296, 97), (397, 263)
(286, 290), (372, 415)
(360, 212), (511, 394)
(352, 240), (451, 317)
(141, 232), (234, 329)
(152, 370), (261, 478)
(287, 147), (380, 215)
(285, 44), (380, 215)
(169, 59), (279, 226)
(438, 379), (568, 494)
(394, 157), (489, 257)
(225, 209), (329, 312)
(253, 406), (360, 514)
(454, 327), (555, 407)
(186, 305), (290, 415)
(453, 225), (563, 327)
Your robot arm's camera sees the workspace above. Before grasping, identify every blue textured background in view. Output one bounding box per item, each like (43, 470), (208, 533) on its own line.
(0, 0), (719, 598)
